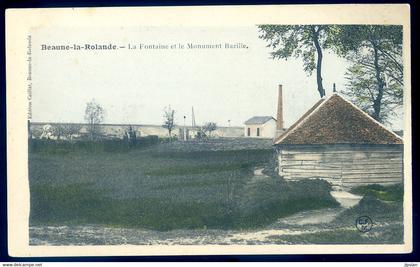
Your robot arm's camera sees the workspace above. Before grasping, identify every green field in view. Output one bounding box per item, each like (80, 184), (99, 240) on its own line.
(29, 139), (340, 230)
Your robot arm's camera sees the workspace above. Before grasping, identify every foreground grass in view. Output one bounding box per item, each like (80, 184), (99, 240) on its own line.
(29, 142), (339, 230)
(271, 224), (403, 244)
(350, 184), (403, 202)
(261, 184), (404, 245)
(30, 179), (338, 230)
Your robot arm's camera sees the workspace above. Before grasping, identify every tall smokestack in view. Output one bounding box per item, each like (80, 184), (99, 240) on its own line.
(276, 84), (284, 131)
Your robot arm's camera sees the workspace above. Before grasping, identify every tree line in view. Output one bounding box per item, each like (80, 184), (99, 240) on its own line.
(162, 105), (217, 140)
(257, 25), (403, 124)
(34, 100), (218, 141)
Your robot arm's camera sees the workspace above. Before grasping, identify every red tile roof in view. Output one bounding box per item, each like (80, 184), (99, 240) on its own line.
(274, 93), (403, 145)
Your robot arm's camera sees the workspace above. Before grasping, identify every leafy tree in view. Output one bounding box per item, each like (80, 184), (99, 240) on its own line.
(203, 122), (217, 137)
(258, 25), (332, 98)
(84, 99), (105, 140)
(331, 25), (403, 123)
(343, 50), (403, 123)
(40, 124), (54, 139)
(162, 106), (175, 140)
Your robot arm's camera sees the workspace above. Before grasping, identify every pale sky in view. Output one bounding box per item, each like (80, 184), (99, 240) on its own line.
(31, 26), (403, 130)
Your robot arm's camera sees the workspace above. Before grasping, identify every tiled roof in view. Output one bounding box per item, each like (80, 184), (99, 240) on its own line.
(275, 93), (403, 145)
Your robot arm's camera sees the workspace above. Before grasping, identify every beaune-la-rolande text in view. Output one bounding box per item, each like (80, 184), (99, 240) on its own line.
(41, 44), (118, 50)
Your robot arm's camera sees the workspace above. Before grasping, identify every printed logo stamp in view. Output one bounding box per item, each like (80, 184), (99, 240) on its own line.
(356, 216), (373, 233)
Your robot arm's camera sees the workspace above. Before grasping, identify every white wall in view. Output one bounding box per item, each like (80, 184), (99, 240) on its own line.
(244, 119), (277, 139)
(30, 123), (244, 139)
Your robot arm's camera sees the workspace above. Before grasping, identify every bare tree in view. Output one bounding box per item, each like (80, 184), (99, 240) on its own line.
(63, 124), (82, 140)
(162, 106), (175, 140)
(84, 99), (105, 140)
(51, 124), (65, 140)
(51, 123), (82, 140)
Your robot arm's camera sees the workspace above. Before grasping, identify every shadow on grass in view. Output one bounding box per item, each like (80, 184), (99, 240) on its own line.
(235, 178), (340, 228)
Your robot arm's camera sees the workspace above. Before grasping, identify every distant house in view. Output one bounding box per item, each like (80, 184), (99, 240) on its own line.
(244, 116), (277, 139)
(275, 93), (403, 189)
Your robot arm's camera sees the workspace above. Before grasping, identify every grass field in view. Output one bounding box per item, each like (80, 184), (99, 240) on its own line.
(29, 139), (340, 231)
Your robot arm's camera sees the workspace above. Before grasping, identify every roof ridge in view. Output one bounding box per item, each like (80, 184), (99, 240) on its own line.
(250, 115), (275, 118)
(274, 94), (333, 144)
(244, 116), (276, 125)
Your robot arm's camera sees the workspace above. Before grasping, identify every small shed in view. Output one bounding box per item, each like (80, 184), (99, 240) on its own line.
(274, 93), (403, 189)
(244, 116), (277, 138)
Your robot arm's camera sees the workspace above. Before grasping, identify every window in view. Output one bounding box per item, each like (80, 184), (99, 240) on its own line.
(247, 128), (250, 136)
(257, 128), (260, 136)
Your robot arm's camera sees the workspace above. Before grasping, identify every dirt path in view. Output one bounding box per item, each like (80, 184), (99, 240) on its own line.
(30, 206), (351, 246)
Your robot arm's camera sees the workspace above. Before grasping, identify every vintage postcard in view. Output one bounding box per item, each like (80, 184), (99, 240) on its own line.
(6, 4), (412, 256)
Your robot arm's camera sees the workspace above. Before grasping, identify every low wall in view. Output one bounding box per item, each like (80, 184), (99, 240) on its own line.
(30, 122), (244, 139)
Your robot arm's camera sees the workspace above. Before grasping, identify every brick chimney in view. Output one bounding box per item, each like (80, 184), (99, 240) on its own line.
(276, 84), (284, 133)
